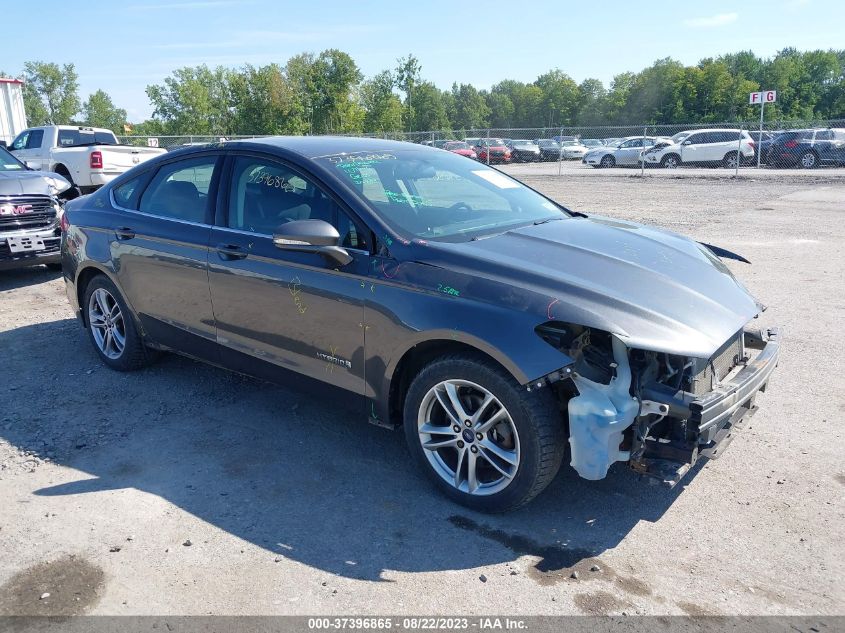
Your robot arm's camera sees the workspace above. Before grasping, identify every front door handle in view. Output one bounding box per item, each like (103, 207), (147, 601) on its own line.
(216, 243), (248, 260)
(114, 227), (135, 240)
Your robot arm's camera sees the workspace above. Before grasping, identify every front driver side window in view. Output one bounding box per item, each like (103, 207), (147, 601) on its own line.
(11, 131), (29, 151)
(227, 156), (370, 250)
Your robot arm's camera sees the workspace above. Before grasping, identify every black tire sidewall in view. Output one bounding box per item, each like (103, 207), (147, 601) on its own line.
(403, 357), (559, 512)
(82, 275), (145, 371)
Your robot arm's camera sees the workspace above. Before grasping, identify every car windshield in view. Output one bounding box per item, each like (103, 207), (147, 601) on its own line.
(671, 132), (692, 143)
(561, 140), (580, 146)
(57, 129), (119, 147)
(445, 142), (470, 150)
(481, 139), (506, 146)
(0, 146), (26, 171)
(320, 149), (566, 242)
(511, 140), (534, 146)
(538, 140), (559, 148)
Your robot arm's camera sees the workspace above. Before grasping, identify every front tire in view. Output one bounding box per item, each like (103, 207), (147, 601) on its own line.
(660, 154), (681, 169)
(83, 275), (154, 371)
(403, 354), (565, 512)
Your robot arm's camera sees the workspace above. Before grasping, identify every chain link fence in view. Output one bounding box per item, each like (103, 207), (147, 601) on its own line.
(110, 117), (845, 171)
(3, 118), (843, 172)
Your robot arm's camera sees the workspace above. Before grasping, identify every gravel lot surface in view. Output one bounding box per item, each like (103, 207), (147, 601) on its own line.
(1, 167), (843, 616)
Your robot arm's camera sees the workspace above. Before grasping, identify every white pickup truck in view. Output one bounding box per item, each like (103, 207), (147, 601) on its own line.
(8, 125), (166, 193)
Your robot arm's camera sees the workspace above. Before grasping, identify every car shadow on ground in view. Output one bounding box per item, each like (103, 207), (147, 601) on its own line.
(0, 266), (62, 291)
(1, 318), (701, 583)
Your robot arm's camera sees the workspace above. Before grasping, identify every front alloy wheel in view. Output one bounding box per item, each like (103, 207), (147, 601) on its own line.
(404, 354), (565, 512)
(418, 379), (520, 496)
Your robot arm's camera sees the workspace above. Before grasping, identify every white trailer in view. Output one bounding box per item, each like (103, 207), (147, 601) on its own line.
(0, 78), (27, 146)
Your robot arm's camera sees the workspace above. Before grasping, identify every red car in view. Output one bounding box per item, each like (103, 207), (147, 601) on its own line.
(475, 138), (511, 164)
(443, 141), (477, 160)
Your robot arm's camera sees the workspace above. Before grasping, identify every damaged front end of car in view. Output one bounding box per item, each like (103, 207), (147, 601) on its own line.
(536, 321), (780, 486)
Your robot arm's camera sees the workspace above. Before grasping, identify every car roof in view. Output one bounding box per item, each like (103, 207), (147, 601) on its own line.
(184, 136), (434, 160)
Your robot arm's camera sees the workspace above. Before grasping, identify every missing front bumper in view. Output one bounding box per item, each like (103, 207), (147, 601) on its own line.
(632, 327), (780, 486)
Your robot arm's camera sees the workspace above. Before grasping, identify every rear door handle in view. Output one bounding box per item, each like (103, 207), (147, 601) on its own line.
(114, 227), (135, 240)
(216, 243), (248, 260)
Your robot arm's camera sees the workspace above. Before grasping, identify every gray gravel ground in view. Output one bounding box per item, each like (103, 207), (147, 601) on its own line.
(0, 166), (843, 616)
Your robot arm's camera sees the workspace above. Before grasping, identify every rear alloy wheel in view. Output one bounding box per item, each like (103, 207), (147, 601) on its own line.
(660, 154), (680, 169)
(599, 155), (615, 168)
(84, 275), (155, 371)
(404, 355), (564, 512)
(722, 151), (740, 169)
(799, 150), (818, 169)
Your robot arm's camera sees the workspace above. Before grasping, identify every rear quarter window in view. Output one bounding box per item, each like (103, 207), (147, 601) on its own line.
(112, 173), (149, 210)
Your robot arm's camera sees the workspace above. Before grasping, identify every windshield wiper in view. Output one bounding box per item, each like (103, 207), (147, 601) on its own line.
(533, 217), (563, 225)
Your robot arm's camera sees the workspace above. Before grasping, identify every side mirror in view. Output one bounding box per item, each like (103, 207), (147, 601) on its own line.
(682, 140), (692, 146)
(273, 219), (353, 267)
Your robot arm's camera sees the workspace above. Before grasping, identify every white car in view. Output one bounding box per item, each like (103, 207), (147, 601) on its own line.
(643, 129), (756, 169)
(9, 125), (166, 193)
(560, 140), (589, 160)
(583, 136), (668, 168)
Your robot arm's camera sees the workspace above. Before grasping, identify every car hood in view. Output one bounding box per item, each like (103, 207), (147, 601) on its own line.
(0, 170), (67, 196)
(422, 216), (761, 358)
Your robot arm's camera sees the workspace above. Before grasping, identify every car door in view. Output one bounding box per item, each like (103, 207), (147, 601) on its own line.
(615, 138), (642, 165)
(812, 130), (835, 163)
(833, 130), (845, 165)
(680, 132), (706, 163)
(9, 129), (45, 169)
(109, 153), (221, 359)
(207, 153), (369, 394)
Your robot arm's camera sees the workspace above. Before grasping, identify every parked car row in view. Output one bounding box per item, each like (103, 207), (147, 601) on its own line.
(424, 127), (844, 170)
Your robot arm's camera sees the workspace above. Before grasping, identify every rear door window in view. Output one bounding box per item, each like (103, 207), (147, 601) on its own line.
(139, 156), (218, 223)
(25, 129), (44, 149)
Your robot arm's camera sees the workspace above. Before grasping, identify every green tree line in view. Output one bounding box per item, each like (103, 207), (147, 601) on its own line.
(6, 48), (845, 137)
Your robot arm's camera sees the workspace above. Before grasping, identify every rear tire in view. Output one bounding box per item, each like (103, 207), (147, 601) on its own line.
(599, 155), (615, 168)
(83, 275), (155, 371)
(722, 151), (739, 169)
(403, 354), (565, 512)
(799, 150), (818, 169)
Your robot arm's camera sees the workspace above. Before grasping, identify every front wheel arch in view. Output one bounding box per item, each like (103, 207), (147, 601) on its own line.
(388, 339), (519, 427)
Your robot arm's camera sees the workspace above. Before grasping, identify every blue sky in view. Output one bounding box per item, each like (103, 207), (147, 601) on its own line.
(3, 0), (842, 121)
